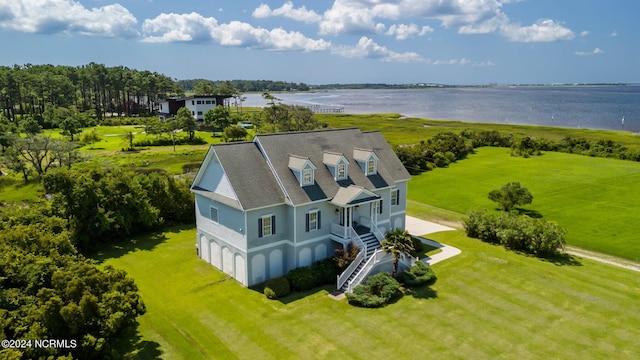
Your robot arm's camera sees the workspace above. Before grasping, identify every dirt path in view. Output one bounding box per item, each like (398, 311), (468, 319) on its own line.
(565, 246), (640, 273)
(420, 217), (640, 273)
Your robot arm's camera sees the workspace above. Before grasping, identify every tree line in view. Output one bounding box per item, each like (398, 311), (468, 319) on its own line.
(179, 79), (310, 92)
(0, 63), (181, 125)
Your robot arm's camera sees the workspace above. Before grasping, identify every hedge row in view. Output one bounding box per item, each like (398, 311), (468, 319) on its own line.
(133, 136), (207, 147)
(464, 210), (566, 258)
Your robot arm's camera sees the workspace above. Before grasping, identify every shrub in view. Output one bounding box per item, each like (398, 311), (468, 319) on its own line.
(286, 266), (320, 291)
(463, 210), (566, 258)
(264, 277), (291, 299)
(347, 285), (386, 308)
(346, 272), (401, 308)
(333, 243), (360, 270)
(411, 236), (425, 255)
(400, 261), (437, 287)
(311, 258), (340, 285)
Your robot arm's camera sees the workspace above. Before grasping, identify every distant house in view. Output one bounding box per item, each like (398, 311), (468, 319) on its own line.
(157, 95), (232, 121)
(190, 128), (411, 290)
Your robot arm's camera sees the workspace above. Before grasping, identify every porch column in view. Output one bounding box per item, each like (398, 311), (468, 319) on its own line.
(343, 207), (347, 239)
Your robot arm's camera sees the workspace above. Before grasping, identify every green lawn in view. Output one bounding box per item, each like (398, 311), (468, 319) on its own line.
(319, 113), (640, 149)
(409, 147), (640, 261)
(98, 227), (640, 359)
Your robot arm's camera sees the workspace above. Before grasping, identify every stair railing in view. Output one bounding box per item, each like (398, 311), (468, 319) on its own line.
(336, 249), (364, 290)
(336, 227), (368, 290)
(346, 249), (388, 292)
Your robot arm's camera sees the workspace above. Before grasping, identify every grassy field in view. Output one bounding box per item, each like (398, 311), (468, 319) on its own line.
(97, 227), (640, 359)
(318, 113), (640, 149)
(410, 147), (640, 262)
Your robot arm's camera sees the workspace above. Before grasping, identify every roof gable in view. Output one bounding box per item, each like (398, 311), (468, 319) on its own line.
(192, 143), (285, 210)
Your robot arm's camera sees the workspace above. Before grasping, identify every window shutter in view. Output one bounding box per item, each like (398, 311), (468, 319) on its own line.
(317, 211), (321, 229)
(305, 213), (310, 232)
(271, 215), (276, 234)
(379, 200), (383, 214)
(258, 218), (263, 238)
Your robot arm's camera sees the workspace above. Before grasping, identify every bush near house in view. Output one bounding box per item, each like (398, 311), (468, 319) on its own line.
(264, 277), (291, 299)
(346, 272), (401, 308)
(285, 258), (339, 291)
(399, 261), (437, 287)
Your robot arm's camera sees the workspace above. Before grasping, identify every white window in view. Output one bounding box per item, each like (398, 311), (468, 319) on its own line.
(303, 168), (312, 185)
(259, 215), (275, 237)
(209, 206), (218, 223)
(391, 189), (400, 206)
(306, 210), (320, 232)
(337, 163), (346, 180)
(197, 100), (202, 104)
(367, 159), (376, 174)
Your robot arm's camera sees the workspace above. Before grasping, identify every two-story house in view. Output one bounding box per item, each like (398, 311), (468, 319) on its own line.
(191, 128), (411, 289)
(157, 95), (232, 121)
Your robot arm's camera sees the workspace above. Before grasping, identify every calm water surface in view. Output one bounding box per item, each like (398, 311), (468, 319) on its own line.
(242, 85), (640, 133)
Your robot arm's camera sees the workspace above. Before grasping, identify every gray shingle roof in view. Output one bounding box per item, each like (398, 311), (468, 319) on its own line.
(255, 128), (410, 206)
(200, 142), (285, 210)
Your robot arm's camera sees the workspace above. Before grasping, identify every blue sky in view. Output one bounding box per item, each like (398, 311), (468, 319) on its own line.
(1, 0), (638, 85)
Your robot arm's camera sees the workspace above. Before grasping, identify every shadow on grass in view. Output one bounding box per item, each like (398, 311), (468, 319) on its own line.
(114, 324), (163, 360)
(89, 224), (193, 263)
(543, 253), (583, 267)
(517, 208), (543, 218)
(249, 284), (336, 305)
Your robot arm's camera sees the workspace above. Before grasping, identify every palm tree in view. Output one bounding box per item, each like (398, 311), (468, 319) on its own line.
(381, 228), (415, 278)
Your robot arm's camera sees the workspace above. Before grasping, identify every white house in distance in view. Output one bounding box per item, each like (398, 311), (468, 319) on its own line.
(190, 128), (411, 291)
(157, 95), (231, 121)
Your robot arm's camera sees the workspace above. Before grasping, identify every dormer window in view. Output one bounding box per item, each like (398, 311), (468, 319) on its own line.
(323, 151), (349, 182)
(353, 148), (379, 175)
(289, 154), (316, 187)
(303, 168), (313, 185)
(337, 164), (346, 180)
(367, 159), (376, 174)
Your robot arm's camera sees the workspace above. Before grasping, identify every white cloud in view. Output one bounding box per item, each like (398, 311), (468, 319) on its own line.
(0, 0), (138, 37)
(501, 19), (574, 42)
(315, 1), (575, 43)
(253, 2), (322, 23)
(431, 58), (471, 65)
(332, 36), (424, 62)
(474, 60), (496, 67)
(580, 30), (589, 37)
(319, 1), (388, 35)
(385, 23), (433, 40)
(575, 48), (604, 56)
(610, 31), (618, 37)
(142, 12), (331, 52)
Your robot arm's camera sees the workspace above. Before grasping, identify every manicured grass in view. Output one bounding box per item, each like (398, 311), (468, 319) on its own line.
(98, 227), (640, 359)
(319, 113), (640, 149)
(409, 147), (640, 261)
(0, 178), (43, 202)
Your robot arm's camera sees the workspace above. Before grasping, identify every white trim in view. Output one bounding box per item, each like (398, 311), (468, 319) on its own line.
(390, 210), (406, 217)
(254, 137), (292, 204)
(308, 209), (319, 232)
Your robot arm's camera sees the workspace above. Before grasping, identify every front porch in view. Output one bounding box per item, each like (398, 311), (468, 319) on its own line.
(328, 185), (384, 248)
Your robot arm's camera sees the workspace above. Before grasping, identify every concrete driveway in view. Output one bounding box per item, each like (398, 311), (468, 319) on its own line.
(405, 215), (461, 266)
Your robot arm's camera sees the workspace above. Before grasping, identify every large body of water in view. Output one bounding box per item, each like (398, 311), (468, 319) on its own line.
(241, 85), (640, 133)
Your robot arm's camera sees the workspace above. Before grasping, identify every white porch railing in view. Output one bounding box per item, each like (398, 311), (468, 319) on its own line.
(346, 249), (389, 292)
(371, 224), (384, 244)
(336, 250), (364, 290)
